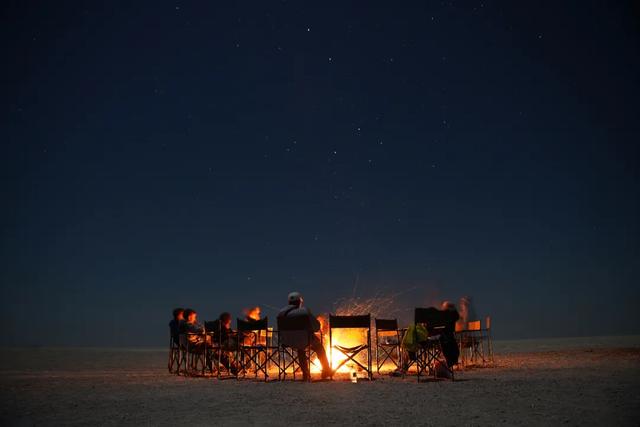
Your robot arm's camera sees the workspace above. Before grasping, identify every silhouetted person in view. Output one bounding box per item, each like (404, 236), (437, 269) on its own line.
(439, 301), (461, 367)
(456, 295), (477, 330)
(278, 291), (331, 380)
(402, 303), (460, 373)
(169, 308), (184, 345)
(207, 312), (238, 375)
(183, 308), (208, 348)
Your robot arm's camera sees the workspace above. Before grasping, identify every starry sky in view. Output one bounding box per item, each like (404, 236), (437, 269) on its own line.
(1, 1), (639, 346)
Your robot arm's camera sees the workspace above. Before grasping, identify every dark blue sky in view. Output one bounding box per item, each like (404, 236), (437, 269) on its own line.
(1, 1), (638, 346)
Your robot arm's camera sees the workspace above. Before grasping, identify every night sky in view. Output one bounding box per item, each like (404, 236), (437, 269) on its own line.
(2, 1), (639, 346)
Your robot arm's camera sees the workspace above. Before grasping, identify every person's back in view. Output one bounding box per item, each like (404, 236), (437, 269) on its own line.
(277, 292), (330, 380)
(169, 308), (185, 345)
(278, 304), (321, 332)
(436, 303), (460, 367)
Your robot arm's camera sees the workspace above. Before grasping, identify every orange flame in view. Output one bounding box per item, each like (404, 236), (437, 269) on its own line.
(310, 315), (371, 374)
(243, 306), (261, 321)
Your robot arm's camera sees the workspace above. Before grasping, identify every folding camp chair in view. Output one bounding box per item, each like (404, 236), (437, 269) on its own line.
(205, 319), (237, 378)
(329, 314), (372, 380)
(482, 316), (494, 363)
(168, 331), (180, 374)
(414, 307), (457, 381)
(468, 320), (486, 365)
(277, 315), (315, 381)
(374, 318), (402, 373)
(236, 317), (280, 381)
(178, 332), (208, 376)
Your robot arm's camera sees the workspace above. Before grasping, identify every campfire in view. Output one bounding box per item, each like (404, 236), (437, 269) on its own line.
(243, 306), (261, 321)
(310, 293), (404, 374)
(242, 293), (408, 375)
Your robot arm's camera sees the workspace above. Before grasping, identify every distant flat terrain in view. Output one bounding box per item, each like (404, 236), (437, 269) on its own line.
(1, 337), (639, 426)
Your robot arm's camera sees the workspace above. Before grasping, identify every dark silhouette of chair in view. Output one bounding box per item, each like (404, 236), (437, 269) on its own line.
(236, 317), (279, 381)
(168, 330), (180, 374)
(329, 314), (372, 380)
(464, 320), (486, 365)
(277, 315), (314, 381)
(483, 316), (494, 363)
(204, 319), (237, 378)
(374, 318), (402, 373)
(178, 331), (208, 376)
(457, 318), (493, 367)
(414, 307), (458, 381)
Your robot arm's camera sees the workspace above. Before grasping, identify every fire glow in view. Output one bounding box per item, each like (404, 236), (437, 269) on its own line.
(310, 293), (404, 374)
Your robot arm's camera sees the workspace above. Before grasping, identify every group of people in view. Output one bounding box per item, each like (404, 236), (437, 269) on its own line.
(169, 292), (473, 380)
(169, 307), (240, 374)
(169, 291), (332, 380)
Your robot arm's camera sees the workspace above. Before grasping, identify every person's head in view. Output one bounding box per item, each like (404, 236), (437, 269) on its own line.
(172, 308), (184, 321)
(287, 291), (303, 308)
(440, 301), (456, 311)
(184, 308), (197, 323)
(458, 296), (470, 315)
(219, 312), (232, 329)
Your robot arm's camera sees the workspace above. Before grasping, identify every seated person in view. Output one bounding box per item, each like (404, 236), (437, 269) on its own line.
(183, 308), (209, 350)
(205, 312), (239, 374)
(169, 307), (184, 346)
(206, 312), (237, 347)
(278, 291), (332, 380)
(401, 303), (460, 372)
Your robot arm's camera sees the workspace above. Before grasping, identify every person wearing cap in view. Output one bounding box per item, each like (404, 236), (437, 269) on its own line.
(278, 291), (332, 380)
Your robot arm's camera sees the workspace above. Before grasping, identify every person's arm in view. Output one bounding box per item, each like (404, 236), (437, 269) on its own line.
(307, 310), (321, 332)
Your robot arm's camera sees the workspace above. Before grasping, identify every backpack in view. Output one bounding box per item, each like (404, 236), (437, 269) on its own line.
(401, 324), (429, 352)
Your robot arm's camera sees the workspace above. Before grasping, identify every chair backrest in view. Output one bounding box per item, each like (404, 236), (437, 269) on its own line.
(204, 319), (229, 345)
(375, 318), (398, 331)
(467, 320), (481, 331)
(330, 314), (371, 329)
(277, 315), (312, 348)
(414, 307), (457, 334)
(179, 333), (188, 348)
(237, 317), (269, 332)
(204, 319), (220, 332)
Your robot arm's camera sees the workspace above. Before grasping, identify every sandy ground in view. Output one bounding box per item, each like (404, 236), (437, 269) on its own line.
(1, 338), (639, 426)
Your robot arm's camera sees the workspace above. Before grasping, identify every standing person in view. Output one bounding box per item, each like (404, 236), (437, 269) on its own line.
(169, 308), (184, 345)
(439, 301), (461, 369)
(458, 295), (477, 328)
(278, 292), (332, 380)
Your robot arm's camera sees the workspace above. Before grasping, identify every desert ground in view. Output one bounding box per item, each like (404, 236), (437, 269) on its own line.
(1, 336), (639, 426)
